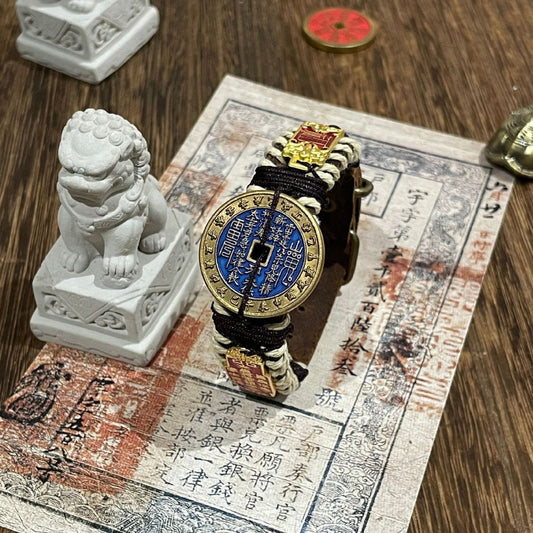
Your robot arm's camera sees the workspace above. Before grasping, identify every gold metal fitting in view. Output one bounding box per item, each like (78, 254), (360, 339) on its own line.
(486, 105), (533, 179)
(225, 347), (276, 397)
(283, 122), (344, 170)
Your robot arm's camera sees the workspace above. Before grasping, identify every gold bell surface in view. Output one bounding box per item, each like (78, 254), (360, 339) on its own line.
(486, 105), (533, 179)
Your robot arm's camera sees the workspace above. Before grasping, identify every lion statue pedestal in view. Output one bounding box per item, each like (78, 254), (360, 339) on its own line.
(30, 109), (198, 366)
(15, 0), (159, 84)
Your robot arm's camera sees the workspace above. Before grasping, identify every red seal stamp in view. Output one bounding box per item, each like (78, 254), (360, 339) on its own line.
(303, 8), (376, 52)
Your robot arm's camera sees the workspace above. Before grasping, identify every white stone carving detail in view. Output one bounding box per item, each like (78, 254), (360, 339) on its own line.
(16, 0), (159, 83)
(43, 294), (79, 320)
(141, 291), (170, 326)
(92, 311), (127, 330)
(92, 20), (120, 48)
(57, 109), (168, 290)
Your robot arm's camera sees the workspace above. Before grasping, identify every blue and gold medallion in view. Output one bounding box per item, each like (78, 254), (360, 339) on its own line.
(200, 190), (324, 318)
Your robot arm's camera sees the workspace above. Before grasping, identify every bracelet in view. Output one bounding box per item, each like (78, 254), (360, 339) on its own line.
(199, 122), (372, 397)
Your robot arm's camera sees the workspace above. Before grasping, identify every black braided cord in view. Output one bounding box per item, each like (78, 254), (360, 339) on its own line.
(250, 165), (329, 209)
(212, 305), (294, 354)
(238, 188), (281, 316)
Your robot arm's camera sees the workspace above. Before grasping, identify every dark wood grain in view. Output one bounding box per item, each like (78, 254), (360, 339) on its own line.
(1, 1), (532, 531)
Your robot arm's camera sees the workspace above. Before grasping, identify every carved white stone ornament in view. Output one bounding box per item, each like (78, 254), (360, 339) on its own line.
(57, 108), (167, 289)
(15, 0), (159, 83)
(31, 110), (199, 366)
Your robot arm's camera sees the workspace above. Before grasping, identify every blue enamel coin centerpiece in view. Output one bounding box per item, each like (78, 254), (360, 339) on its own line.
(216, 208), (305, 299)
(200, 190), (324, 318)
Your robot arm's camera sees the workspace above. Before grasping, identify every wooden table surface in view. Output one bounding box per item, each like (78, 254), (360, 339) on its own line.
(1, 1), (532, 531)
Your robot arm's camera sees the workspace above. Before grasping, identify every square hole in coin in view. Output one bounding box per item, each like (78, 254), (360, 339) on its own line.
(247, 240), (273, 266)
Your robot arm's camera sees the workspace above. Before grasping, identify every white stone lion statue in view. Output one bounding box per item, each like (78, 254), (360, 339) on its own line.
(57, 108), (167, 288)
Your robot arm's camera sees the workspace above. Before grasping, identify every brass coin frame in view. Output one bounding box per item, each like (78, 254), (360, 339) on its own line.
(199, 190), (324, 319)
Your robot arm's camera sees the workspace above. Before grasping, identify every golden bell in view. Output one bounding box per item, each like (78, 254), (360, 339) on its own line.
(485, 105), (533, 179)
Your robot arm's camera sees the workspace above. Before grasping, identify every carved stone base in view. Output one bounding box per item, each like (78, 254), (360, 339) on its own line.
(16, 0), (159, 84)
(31, 209), (199, 366)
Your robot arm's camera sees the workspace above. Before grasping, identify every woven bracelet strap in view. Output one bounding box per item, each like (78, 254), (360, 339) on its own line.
(204, 122), (366, 397)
